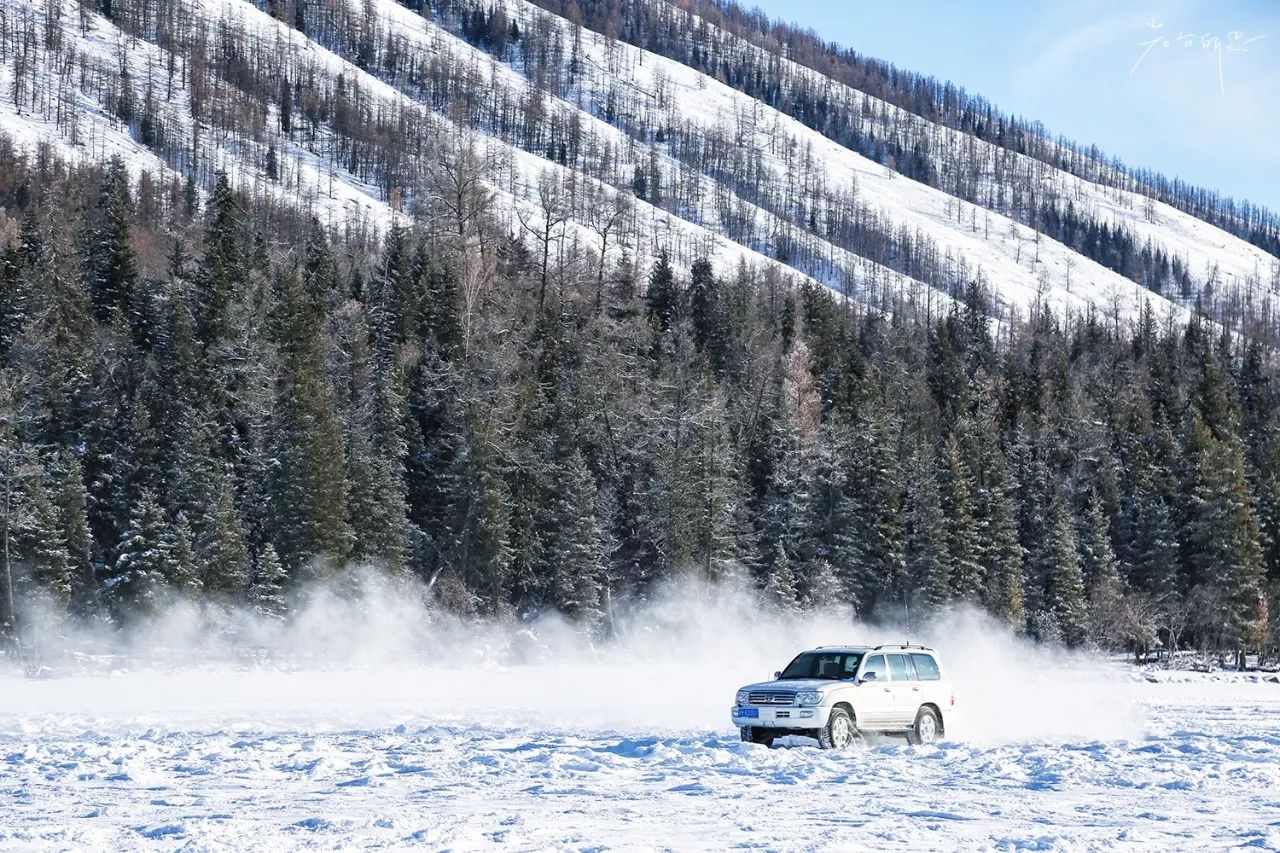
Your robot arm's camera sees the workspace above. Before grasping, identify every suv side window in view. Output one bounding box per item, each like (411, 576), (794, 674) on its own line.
(861, 655), (887, 682)
(887, 653), (914, 681)
(910, 653), (941, 680)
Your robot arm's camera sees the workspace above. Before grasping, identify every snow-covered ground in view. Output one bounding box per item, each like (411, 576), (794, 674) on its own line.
(1, 660), (1277, 851)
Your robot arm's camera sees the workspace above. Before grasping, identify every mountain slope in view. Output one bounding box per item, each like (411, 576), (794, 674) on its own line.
(5, 0), (1274, 327)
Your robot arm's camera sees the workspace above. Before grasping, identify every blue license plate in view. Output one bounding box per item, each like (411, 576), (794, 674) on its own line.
(739, 707), (759, 718)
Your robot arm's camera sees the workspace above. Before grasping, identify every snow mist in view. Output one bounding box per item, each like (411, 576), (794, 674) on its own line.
(0, 572), (1140, 744)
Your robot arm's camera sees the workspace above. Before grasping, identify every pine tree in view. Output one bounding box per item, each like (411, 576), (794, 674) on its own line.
(803, 557), (844, 609)
(452, 436), (512, 614)
(249, 544), (288, 620)
(645, 250), (678, 335)
(170, 516), (202, 600)
(547, 452), (605, 622)
(108, 489), (174, 618)
(941, 434), (983, 600)
(1177, 414), (1269, 648)
(11, 450), (73, 614)
(1044, 493), (1087, 646)
(86, 157), (138, 329)
(1181, 417), (1266, 656)
(202, 475), (250, 597)
(799, 422), (856, 600)
(340, 298), (409, 571)
(687, 381), (748, 582)
(906, 453), (950, 610)
(980, 476), (1026, 628)
(764, 547), (800, 612)
(1080, 493), (1122, 599)
(0, 234), (28, 357)
(266, 273), (352, 578)
(51, 453), (96, 618)
(687, 257), (720, 359)
(968, 436), (1025, 627)
(838, 409), (905, 612)
(13, 206), (94, 453)
(347, 448), (409, 570)
(195, 173), (241, 344)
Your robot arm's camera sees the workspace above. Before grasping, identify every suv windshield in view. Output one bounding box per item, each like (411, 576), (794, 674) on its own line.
(779, 651), (864, 681)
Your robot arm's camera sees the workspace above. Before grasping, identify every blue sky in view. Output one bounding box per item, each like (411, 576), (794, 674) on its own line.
(747, 0), (1279, 212)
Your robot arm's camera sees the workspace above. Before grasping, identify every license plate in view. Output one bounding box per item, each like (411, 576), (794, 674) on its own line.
(739, 707), (759, 718)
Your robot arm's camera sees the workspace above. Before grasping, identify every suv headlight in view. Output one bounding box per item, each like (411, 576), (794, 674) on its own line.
(797, 691), (824, 706)
(735, 690), (749, 706)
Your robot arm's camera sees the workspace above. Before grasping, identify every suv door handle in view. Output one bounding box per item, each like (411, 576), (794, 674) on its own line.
(912, 686), (920, 692)
(882, 687), (891, 693)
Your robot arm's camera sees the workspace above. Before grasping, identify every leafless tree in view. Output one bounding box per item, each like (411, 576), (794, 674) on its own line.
(583, 184), (631, 312)
(516, 170), (571, 310)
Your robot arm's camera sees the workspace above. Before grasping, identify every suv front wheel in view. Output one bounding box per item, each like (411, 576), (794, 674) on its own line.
(817, 707), (858, 750)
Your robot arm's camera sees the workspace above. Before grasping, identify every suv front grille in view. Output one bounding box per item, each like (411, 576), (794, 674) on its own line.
(747, 691), (795, 705)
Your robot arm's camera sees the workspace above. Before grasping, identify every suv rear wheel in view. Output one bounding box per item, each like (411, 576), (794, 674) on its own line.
(817, 707), (857, 750)
(740, 727), (775, 747)
(906, 706), (941, 745)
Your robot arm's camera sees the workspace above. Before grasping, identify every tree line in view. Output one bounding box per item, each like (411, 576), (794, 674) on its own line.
(0, 140), (1276, 665)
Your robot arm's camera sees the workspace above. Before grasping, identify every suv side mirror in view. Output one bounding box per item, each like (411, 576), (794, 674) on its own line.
(773, 671), (781, 680)
(861, 671), (877, 682)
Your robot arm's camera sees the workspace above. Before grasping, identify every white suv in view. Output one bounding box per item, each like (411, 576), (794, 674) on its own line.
(731, 645), (955, 749)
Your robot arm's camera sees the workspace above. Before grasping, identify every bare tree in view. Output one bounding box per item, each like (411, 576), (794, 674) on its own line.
(516, 170), (571, 310)
(584, 184), (631, 312)
(428, 131), (494, 254)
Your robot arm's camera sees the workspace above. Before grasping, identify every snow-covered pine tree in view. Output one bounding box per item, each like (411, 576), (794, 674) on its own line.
(764, 546), (800, 613)
(969, 434), (1025, 628)
(338, 298), (409, 572)
(1181, 416), (1266, 660)
(194, 173), (242, 345)
(645, 250), (678, 338)
(0, 230), (26, 359)
(109, 489), (174, 618)
(51, 452), (96, 618)
(1043, 492), (1088, 646)
(10, 449), (72, 614)
(798, 422), (857, 607)
(1081, 492), (1122, 600)
(905, 451), (950, 610)
(169, 515), (202, 600)
(686, 257), (721, 361)
(547, 451), (606, 623)
(201, 475), (249, 597)
(266, 272), (352, 579)
(85, 157), (138, 330)
(249, 544), (288, 621)
(452, 435), (513, 615)
(804, 557), (844, 611)
(941, 433), (983, 601)
(841, 408), (905, 611)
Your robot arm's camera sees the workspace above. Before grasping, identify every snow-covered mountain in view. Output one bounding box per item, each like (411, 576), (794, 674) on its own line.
(3, 0), (1276, 327)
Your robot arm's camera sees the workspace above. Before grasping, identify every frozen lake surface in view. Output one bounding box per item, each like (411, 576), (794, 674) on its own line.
(2, 664), (1279, 851)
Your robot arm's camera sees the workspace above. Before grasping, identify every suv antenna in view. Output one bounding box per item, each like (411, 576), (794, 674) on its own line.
(903, 589), (912, 647)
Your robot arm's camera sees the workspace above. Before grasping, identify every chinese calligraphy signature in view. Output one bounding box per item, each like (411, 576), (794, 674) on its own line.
(1130, 18), (1267, 94)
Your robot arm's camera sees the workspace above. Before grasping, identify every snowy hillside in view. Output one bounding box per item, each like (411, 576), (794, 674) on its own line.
(4, 0), (1273, 323)
(0, 0), (947, 311)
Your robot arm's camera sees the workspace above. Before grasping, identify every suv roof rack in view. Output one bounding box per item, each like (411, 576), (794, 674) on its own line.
(871, 643), (934, 651)
(809, 644), (936, 652)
